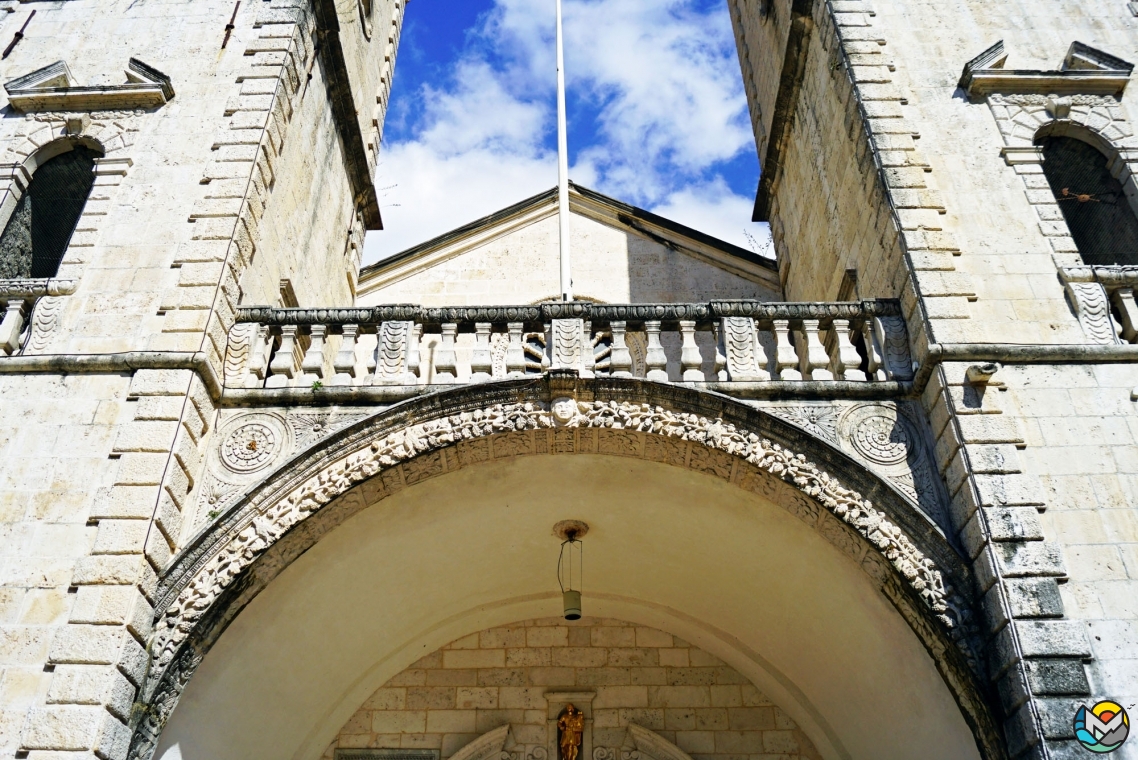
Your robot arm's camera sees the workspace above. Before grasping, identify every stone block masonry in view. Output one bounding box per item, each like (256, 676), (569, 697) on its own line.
(0, 0), (402, 754)
(325, 618), (821, 760)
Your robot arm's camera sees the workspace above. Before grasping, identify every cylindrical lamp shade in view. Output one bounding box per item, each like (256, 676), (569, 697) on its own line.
(563, 590), (582, 620)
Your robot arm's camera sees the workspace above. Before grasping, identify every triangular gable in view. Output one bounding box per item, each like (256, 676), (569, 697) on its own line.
(357, 183), (780, 304)
(4, 58), (174, 112)
(959, 40), (1133, 99)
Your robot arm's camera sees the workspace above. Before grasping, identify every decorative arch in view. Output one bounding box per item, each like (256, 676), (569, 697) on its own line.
(127, 376), (1002, 760)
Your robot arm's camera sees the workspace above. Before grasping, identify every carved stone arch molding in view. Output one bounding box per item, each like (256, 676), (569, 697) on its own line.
(126, 376), (1004, 760)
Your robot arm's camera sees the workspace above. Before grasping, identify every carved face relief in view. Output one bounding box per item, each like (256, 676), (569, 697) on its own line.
(551, 397), (579, 425)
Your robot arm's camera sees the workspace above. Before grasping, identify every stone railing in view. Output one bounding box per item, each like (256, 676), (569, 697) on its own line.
(223, 300), (914, 391)
(1059, 266), (1138, 345)
(0, 278), (75, 355)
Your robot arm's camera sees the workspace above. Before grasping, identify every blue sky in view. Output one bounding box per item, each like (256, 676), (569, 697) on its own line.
(364, 0), (771, 263)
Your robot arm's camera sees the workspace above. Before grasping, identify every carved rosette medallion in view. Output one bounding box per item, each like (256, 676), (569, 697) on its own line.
(840, 404), (916, 467)
(838, 403), (946, 523)
(213, 412), (292, 477)
(222, 423), (276, 472)
(850, 412), (913, 466)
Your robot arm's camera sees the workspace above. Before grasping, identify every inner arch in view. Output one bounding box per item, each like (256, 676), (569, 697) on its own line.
(153, 454), (981, 760)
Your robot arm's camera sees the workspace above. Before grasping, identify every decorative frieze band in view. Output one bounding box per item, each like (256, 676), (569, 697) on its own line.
(235, 299), (904, 327)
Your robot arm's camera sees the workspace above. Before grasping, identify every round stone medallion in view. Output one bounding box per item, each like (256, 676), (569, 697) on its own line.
(215, 413), (291, 476)
(840, 404), (918, 468)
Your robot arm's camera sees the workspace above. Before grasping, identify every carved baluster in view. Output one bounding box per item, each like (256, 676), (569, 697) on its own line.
(333, 324), (360, 386)
(771, 319), (801, 380)
(712, 321), (728, 381)
(299, 325), (327, 383)
(799, 319), (833, 381)
(506, 322), (526, 377)
(1111, 288), (1138, 343)
(830, 318), (866, 381)
(861, 320), (886, 381)
(644, 320), (669, 382)
(609, 321), (633, 378)
(404, 323), (423, 383)
(0, 299), (26, 355)
(266, 325), (300, 388)
(679, 320), (703, 381)
(365, 326), (379, 380)
(471, 323), (493, 381)
(434, 322), (458, 383)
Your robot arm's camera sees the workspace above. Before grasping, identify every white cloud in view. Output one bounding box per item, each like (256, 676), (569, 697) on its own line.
(652, 178), (772, 255)
(371, 60), (560, 256)
(365, 0), (764, 265)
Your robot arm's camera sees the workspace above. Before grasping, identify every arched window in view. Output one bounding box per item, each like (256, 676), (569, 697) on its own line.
(0, 144), (99, 279)
(1038, 135), (1138, 266)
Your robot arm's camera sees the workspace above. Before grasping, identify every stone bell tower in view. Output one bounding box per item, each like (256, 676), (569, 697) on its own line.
(730, 1), (1138, 758)
(0, 0), (402, 756)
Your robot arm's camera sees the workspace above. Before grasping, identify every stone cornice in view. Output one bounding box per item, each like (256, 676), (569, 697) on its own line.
(4, 58), (174, 113)
(0, 278), (76, 298)
(1057, 265), (1138, 287)
(235, 299), (903, 327)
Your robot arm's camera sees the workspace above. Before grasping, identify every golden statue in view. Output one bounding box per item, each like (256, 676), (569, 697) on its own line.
(558, 704), (585, 760)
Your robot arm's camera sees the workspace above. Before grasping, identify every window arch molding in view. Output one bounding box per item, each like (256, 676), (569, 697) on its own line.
(0, 135), (105, 282)
(1033, 120), (1138, 222)
(0, 135), (105, 242)
(1029, 122), (1138, 267)
(991, 94), (1138, 269)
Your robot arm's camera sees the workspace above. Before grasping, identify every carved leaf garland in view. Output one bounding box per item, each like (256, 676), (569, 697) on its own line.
(151, 400), (953, 674)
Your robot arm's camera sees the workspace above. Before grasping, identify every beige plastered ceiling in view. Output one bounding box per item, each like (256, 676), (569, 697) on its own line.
(153, 455), (981, 760)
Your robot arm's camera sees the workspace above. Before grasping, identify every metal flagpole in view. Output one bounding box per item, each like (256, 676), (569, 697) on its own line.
(555, 0), (573, 301)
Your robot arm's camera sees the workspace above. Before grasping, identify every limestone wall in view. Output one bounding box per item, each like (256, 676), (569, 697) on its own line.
(868, 0), (1138, 345)
(729, 0), (1138, 755)
(327, 618), (820, 760)
(0, 0), (399, 754)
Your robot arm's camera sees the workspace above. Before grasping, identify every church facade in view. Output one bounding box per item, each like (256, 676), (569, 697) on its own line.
(0, 0), (1134, 759)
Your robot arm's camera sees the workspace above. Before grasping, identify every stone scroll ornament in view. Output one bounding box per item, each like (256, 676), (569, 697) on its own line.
(1066, 281), (1120, 345)
(133, 400), (968, 760)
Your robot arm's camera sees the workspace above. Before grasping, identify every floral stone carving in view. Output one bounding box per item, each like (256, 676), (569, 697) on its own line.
(129, 388), (986, 760)
(151, 400), (956, 675)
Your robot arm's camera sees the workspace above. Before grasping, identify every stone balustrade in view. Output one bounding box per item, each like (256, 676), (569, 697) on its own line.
(223, 300), (915, 392)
